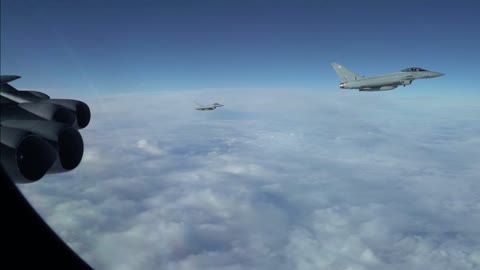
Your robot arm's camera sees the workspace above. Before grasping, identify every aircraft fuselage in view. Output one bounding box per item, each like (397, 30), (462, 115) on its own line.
(341, 71), (444, 91)
(332, 63), (444, 91)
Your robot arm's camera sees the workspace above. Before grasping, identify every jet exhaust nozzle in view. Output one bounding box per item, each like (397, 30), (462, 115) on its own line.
(44, 99), (91, 129)
(0, 127), (57, 183)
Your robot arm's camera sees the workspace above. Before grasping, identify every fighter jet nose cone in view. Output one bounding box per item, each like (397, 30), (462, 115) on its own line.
(426, 72), (444, 78)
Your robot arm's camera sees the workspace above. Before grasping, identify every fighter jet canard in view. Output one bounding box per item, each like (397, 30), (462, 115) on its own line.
(331, 63), (444, 91)
(194, 101), (224, 111)
(0, 75), (91, 184)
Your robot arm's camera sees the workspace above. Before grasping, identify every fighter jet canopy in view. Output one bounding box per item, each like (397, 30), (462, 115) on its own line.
(401, 67), (428, 72)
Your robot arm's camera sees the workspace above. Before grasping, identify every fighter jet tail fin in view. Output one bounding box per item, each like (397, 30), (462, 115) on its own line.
(331, 63), (363, 82)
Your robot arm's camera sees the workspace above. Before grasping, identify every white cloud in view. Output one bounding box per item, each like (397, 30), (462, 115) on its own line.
(19, 89), (480, 270)
(136, 139), (164, 156)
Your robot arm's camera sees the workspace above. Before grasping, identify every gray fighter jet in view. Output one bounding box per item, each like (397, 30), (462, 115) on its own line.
(331, 63), (444, 91)
(194, 102), (224, 110)
(0, 75), (90, 183)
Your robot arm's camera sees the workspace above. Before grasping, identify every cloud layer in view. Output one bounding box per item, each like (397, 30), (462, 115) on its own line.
(19, 89), (480, 270)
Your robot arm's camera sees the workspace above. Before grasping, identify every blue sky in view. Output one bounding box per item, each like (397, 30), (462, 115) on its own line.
(1, 0), (479, 95)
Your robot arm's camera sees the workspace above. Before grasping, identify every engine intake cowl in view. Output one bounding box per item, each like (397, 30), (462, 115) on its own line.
(0, 127), (57, 183)
(1, 120), (84, 173)
(43, 99), (91, 129)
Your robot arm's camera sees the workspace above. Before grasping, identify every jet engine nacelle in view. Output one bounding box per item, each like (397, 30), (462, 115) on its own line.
(0, 127), (57, 183)
(18, 103), (76, 125)
(1, 120), (84, 175)
(43, 99), (91, 129)
(0, 91), (90, 129)
(0, 75), (90, 183)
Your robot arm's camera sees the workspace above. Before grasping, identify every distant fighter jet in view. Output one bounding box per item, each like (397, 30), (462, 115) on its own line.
(0, 75), (90, 183)
(331, 63), (444, 91)
(194, 102), (224, 111)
